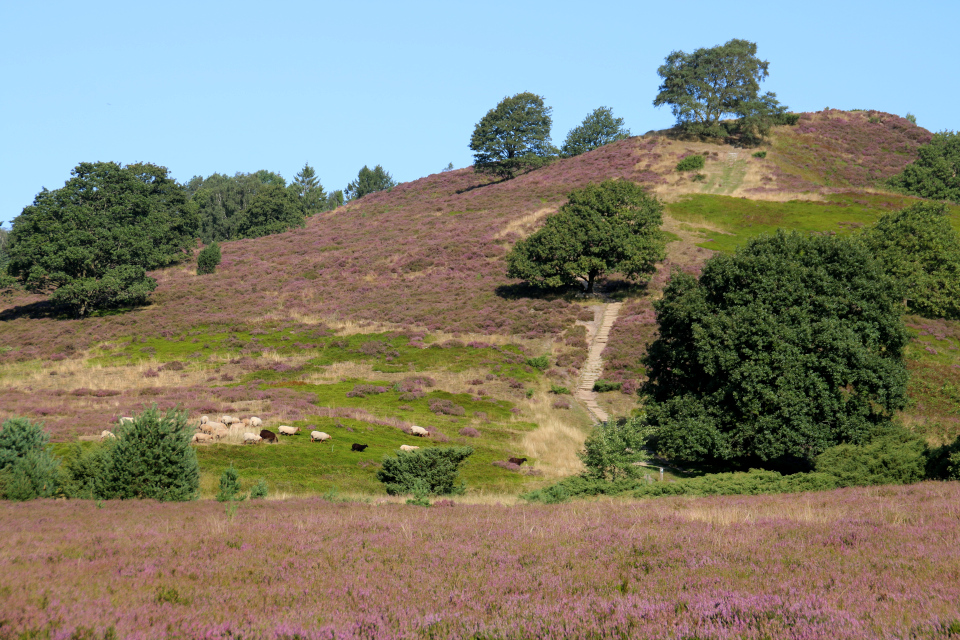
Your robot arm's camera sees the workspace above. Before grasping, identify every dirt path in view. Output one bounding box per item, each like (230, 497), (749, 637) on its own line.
(574, 302), (622, 423)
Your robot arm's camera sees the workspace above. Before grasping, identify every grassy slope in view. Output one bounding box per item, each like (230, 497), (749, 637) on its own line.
(3, 108), (958, 495)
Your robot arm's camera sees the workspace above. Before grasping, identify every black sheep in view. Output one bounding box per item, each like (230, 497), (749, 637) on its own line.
(508, 457), (527, 466)
(260, 430), (278, 443)
(351, 443), (369, 452)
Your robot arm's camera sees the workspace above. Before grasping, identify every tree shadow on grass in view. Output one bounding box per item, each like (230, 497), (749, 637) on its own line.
(495, 282), (581, 302)
(0, 298), (148, 322)
(455, 175), (512, 195)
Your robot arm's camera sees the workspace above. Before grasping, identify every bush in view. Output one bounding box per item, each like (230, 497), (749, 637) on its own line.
(592, 379), (622, 393)
(196, 242), (221, 275)
(549, 384), (571, 395)
(95, 406), (200, 501)
(458, 427), (480, 438)
(752, 150), (767, 158)
(927, 436), (960, 480)
(579, 417), (654, 481)
(526, 355), (549, 371)
(675, 155), (705, 172)
(377, 447), (473, 496)
(61, 443), (109, 499)
(0, 417), (60, 501)
(249, 478), (268, 499)
(428, 399), (466, 416)
(216, 466), (245, 502)
(814, 427), (928, 487)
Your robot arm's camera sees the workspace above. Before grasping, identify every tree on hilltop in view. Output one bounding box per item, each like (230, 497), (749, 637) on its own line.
(506, 180), (666, 293)
(291, 162), (327, 215)
(470, 92), (555, 179)
(561, 107), (631, 157)
(345, 165), (397, 200)
(642, 231), (909, 472)
(653, 38), (790, 142)
(234, 183), (305, 239)
(7, 161), (199, 317)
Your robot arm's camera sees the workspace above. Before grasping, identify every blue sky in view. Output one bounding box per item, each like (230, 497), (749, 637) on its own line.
(1, 0), (956, 227)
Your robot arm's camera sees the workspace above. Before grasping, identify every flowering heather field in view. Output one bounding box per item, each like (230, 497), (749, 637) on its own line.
(763, 109), (931, 193)
(0, 137), (663, 363)
(2, 483), (960, 639)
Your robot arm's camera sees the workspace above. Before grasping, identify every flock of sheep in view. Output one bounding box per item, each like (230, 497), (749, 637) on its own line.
(99, 415), (433, 452)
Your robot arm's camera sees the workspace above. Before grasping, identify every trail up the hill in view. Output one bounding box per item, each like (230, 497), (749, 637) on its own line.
(575, 302), (622, 423)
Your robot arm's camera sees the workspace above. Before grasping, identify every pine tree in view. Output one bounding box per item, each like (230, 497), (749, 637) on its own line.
(291, 162), (327, 214)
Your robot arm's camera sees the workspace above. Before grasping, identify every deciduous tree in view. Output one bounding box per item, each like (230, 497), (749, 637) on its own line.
(888, 131), (960, 203)
(561, 107), (630, 157)
(7, 162), (198, 316)
(233, 184), (304, 239)
(506, 180), (666, 293)
(643, 232), (909, 471)
(470, 92), (555, 178)
(345, 165), (397, 200)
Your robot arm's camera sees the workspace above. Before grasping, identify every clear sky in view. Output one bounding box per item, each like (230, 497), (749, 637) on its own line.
(1, 0), (956, 227)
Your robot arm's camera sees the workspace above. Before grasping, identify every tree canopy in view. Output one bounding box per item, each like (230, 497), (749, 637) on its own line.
(506, 180), (666, 293)
(233, 183), (305, 239)
(863, 201), (960, 319)
(291, 162), (327, 214)
(7, 161), (199, 316)
(653, 39), (788, 141)
(470, 92), (555, 178)
(186, 170), (290, 242)
(345, 165), (397, 200)
(643, 231), (909, 472)
(888, 131), (960, 203)
(561, 107), (631, 157)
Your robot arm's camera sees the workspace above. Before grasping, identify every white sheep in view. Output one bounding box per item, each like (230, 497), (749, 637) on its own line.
(192, 433), (213, 444)
(410, 425), (430, 437)
(200, 416), (209, 424)
(200, 421), (226, 435)
(310, 431), (332, 442)
(278, 425), (300, 436)
(243, 433), (263, 444)
(399, 444), (420, 452)
(100, 430), (116, 442)
(240, 418), (251, 426)
(221, 415), (236, 425)
(118, 417), (133, 425)
(211, 426), (228, 440)
(249, 417), (263, 427)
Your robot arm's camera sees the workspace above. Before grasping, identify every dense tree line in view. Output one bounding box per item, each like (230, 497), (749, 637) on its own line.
(889, 131), (960, 204)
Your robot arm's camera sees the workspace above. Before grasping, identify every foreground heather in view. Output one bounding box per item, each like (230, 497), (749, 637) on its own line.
(2, 484), (960, 639)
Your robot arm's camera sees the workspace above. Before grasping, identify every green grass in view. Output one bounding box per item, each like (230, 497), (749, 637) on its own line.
(92, 329), (542, 382)
(666, 193), (960, 253)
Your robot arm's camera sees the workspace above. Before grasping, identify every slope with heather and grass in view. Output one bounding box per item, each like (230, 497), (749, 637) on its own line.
(2, 108), (958, 495)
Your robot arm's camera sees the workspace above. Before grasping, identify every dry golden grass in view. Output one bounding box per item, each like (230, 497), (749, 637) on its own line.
(518, 395), (592, 478)
(494, 206), (556, 240)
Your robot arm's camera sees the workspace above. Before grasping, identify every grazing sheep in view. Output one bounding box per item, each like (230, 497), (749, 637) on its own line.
(250, 417), (263, 427)
(508, 457), (528, 466)
(399, 445), (420, 452)
(100, 430), (116, 442)
(200, 416), (209, 425)
(410, 425), (430, 437)
(311, 431), (332, 442)
(259, 430), (278, 443)
(278, 425), (300, 436)
(241, 418), (251, 426)
(243, 433), (262, 444)
(118, 417), (133, 425)
(221, 415), (236, 425)
(200, 421), (226, 435)
(192, 433), (214, 444)
(211, 426), (228, 440)
(351, 443), (369, 452)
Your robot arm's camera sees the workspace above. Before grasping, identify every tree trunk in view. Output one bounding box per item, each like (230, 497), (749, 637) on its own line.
(585, 273), (595, 293)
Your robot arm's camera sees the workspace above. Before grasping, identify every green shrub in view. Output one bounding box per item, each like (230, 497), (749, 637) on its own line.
(526, 355), (549, 371)
(579, 416), (654, 481)
(675, 155), (705, 172)
(196, 242), (221, 275)
(752, 150), (767, 158)
(95, 406), (200, 501)
(61, 443), (109, 499)
(249, 478), (268, 499)
(691, 173), (706, 182)
(888, 131), (960, 204)
(549, 384), (570, 395)
(216, 466), (245, 502)
(1, 450), (62, 501)
(592, 379), (622, 393)
(377, 447), (473, 496)
(0, 417), (61, 501)
(774, 113), (800, 126)
(927, 436), (960, 480)
(815, 428), (928, 486)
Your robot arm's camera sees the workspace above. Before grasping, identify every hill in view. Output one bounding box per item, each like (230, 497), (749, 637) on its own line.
(2, 109), (958, 495)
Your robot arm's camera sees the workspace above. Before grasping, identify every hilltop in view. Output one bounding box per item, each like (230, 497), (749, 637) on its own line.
(2, 109), (958, 495)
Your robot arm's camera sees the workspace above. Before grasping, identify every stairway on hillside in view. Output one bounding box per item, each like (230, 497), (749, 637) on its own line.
(574, 302), (622, 424)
